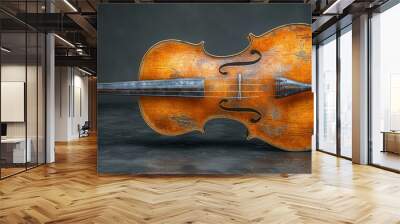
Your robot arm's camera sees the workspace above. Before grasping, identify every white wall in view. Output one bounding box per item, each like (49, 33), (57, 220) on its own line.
(55, 66), (69, 141)
(55, 67), (89, 141)
(72, 73), (89, 138)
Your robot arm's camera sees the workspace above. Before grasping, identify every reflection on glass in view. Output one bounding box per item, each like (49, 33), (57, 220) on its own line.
(318, 36), (337, 154)
(371, 4), (400, 171)
(340, 28), (352, 158)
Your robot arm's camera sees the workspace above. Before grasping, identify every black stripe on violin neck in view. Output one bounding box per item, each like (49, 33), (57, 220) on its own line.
(97, 78), (205, 97)
(274, 77), (312, 98)
(97, 77), (311, 98)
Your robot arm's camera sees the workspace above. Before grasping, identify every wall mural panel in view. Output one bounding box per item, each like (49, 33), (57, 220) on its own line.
(98, 4), (312, 174)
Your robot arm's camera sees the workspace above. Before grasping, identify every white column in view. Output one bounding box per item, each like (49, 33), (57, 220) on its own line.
(352, 14), (369, 164)
(46, 33), (55, 163)
(46, 1), (55, 163)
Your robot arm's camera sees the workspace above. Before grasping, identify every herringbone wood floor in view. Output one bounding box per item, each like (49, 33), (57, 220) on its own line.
(1, 136), (400, 224)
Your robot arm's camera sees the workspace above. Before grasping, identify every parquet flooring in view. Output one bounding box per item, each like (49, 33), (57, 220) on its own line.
(1, 167), (26, 178)
(1, 135), (400, 224)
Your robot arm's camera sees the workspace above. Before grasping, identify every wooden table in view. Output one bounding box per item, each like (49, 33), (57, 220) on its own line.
(381, 131), (400, 154)
(1, 138), (31, 164)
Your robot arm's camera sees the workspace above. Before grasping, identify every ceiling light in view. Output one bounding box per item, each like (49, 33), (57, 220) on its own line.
(63, 0), (78, 12)
(323, 0), (354, 15)
(78, 67), (93, 76)
(54, 34), (75, 48)
(76, 48), (85, 56)
(1, 47), (11, 53)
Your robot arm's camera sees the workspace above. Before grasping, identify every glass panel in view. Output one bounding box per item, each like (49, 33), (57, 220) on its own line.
(340, 27), (352, 158)
(1, 30), (27, 177)
(318, 36), (337, 154)
(38, 32), (45, 165)
(25, 0), (38, 169)
(371, 4), (400, 171)
(27, 31), (38, 169)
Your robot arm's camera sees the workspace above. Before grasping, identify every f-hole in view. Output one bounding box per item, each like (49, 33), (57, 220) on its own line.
(219, 49), (262, 76)
(219, 99), (262, 123)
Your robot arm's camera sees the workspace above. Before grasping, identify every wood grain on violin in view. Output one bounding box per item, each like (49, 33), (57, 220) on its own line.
(98, 24), (313, 151)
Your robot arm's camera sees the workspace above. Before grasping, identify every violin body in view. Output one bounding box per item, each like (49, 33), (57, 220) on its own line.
(138, 24), (313, 151)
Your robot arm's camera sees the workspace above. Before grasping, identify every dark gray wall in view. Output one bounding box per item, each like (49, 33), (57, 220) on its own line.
(97, 3), (311, 174)
(98, 3), (311, 98)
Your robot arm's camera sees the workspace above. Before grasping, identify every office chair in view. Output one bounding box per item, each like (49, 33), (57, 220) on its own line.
(79, 121), (90, 138)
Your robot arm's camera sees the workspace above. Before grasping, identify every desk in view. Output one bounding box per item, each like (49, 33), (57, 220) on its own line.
(382, 131), (400, 154)
(1, 138), (31, 163)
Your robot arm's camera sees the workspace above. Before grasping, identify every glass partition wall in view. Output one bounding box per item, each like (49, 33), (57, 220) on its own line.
(0, 30), (27, 177)
(317, 35), (337, 154)
(316, 25), (353, 159)
(339, 27), (352, 159)
(0, 3), (46, 179)
(370, 3), (400, 171)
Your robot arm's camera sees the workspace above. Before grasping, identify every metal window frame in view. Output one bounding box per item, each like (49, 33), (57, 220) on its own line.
(315, 22), (353, 161)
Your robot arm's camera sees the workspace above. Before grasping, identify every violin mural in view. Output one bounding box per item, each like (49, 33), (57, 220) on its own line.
(98, 23), (313, 152)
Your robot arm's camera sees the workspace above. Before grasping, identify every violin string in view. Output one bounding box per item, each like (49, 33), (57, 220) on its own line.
(102, 94), (261, 98)
(221, 84), (264, 86)
(100, 90), (267, 93)
(201, 77), (275, 80)
(201, 77), (310, 83)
